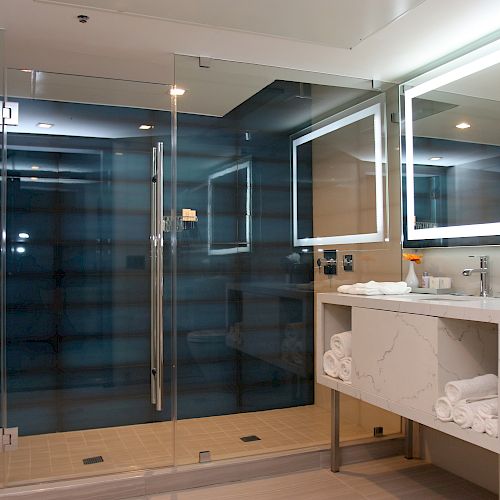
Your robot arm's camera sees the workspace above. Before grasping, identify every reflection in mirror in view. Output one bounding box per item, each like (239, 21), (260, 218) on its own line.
(208, 159), (251, 255)
(293, 97), (386, 246)
(403, 42), (500, 246)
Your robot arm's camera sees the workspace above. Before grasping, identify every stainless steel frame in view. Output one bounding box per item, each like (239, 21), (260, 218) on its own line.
(150, 141), (164, 411)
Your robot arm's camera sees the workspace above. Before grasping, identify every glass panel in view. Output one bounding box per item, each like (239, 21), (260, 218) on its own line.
(3, 69), (175, 486)
(173, 55), (401, 466)
(0, 28), (6, 489)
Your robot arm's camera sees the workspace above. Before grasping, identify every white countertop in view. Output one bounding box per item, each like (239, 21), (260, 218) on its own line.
(317, 292), (500, 324)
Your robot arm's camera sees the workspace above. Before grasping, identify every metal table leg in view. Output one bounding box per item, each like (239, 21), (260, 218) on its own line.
(331, 389), (340, 472)
(404, 418), (414, 459)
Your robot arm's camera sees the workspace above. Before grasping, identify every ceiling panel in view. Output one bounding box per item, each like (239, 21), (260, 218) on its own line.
(36, 0), (426, 49)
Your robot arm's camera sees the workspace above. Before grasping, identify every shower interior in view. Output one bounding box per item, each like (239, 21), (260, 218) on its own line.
(0, 59), (402, 487)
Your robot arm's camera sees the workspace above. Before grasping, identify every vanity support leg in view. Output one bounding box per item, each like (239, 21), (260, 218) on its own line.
(404, 418), (414, 459)
(331, 389), (340, 472)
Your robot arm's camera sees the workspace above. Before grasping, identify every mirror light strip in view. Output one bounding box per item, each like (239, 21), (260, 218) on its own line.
(405, 45), (500, 241)
(292, 96), (386, 247)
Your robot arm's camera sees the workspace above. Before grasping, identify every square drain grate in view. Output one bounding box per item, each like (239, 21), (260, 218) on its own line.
(82, 455), (104, 465)
(240, 435), (261, 442)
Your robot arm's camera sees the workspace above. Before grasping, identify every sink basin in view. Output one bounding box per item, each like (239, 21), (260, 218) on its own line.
(415, 296), (483, 301)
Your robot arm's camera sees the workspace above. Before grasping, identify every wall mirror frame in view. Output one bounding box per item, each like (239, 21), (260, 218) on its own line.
(403, 39), (500, 242)
(208, 158), (252, 255)
(292, 94), (386, 247)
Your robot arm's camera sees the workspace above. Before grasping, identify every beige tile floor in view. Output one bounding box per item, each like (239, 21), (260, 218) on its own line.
(2, 405), (386, 487)
(137, 456), (496, 500)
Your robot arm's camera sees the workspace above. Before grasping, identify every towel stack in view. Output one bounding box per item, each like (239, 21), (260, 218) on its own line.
(337, 281), (411, 296)
(323, 331), (352, 383)
(435, 374), (498, 437)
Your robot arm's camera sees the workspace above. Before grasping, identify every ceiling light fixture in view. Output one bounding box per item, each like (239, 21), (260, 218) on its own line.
(456, 122), (471, 129)
(429, 157), (443, 161)
(30, 177), (39, 181)
(18, 232), (30, 239)
(139, 124), (154, 130)
(170, 87), (186, 96)
(37, 122), (54, 129)
(31, 165), (40, 170)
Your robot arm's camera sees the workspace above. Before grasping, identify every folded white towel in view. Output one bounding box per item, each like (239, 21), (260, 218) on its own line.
(323, 350), (341, 379)
(337, 281), (411, 296)
(452, 400), (488, 429)
(435, 397), (454, 422)
(330, 331), (352, 359)
(477, 398), (498, 419)
(472, 414), (486, 433)
(339, 357), (352, 383)
(485, 417), (498, 438)
(445, 374), (498, 404)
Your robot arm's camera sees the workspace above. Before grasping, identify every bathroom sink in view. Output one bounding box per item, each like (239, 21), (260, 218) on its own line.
(415, 296), (483, 301)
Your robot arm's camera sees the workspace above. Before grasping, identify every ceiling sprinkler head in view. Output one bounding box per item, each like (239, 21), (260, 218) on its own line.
(77, 14), (90, 23)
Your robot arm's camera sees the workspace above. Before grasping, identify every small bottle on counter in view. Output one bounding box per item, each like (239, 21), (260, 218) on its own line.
(421, 271), (430, 288)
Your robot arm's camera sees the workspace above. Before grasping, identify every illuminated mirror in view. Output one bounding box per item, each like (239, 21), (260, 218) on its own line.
(292, 96), (386, 247)
(403, 39), (500, 245)
(208, 159), (251, 255)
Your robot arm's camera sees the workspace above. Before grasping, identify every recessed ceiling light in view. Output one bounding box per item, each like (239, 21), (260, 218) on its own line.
(15, 246), (26, 254)
(139, 124), (154, 130)
(31, 165), (40, 170)
(170, 87), (186, 96)
(456, 122), (471, 129)
(37, 122), (54, 129)
(429, 157), (443, 161)
(18, 232), (30, 239)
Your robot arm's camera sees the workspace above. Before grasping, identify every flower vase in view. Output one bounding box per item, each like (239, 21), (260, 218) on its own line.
(405, 261), (419, 289)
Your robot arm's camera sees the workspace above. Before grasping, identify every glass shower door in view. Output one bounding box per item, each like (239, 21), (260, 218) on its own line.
(2, 69), (175, 486)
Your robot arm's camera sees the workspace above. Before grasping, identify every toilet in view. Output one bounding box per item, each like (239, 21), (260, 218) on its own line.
(186, 330), (236, 383)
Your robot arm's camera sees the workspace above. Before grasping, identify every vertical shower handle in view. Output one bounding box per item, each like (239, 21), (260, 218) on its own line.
(150, 142), (164, 411)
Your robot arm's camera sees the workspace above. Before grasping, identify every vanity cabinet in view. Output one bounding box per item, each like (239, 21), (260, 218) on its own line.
(316, 293), (500, 453)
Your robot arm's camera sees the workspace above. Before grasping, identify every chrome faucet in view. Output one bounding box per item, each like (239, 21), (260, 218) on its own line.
(462, 255), (490, 297)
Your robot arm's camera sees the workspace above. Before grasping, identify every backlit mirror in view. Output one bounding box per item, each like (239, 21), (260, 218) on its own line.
(292, 95), (387, 247)
(208, 159), (251, 255)
(403, 39), (500, 246)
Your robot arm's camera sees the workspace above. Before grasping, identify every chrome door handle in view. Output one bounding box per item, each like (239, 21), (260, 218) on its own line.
(150, 142), (164, 411)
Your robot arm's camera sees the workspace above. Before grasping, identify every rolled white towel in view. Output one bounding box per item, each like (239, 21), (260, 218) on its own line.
(339, 357), (352, 383)
(323, 351), (341, 379)
(452, 400), (488, 429)
(435, 397), (454, 422)
(330, 331), (352, 359)
(477, 398), (498, 419)
(445, 374), (498, 404)
(485, 417), (498, 438)
(472, 414), (486, 433)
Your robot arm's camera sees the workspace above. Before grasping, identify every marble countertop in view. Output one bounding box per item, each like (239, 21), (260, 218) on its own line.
(317, 292), (500, 324)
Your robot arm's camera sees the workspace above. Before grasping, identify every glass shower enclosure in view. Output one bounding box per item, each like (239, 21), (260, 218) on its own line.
(0, 51), (402, 488)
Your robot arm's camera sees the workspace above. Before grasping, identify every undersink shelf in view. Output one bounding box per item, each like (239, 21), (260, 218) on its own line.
(316, 292), (500, 454)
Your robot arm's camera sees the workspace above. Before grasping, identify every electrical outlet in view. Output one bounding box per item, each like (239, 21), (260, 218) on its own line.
(343, 254), (354, 272)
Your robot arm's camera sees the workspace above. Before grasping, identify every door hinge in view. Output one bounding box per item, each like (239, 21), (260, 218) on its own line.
(2, 102), (19, 126)
(2, 427), (18, 451)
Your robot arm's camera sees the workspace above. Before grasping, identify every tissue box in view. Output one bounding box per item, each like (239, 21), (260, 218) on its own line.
(429, 277), (452, 289)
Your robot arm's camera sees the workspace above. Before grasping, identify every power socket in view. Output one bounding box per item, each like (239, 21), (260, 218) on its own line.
(343, 254), (354, 272)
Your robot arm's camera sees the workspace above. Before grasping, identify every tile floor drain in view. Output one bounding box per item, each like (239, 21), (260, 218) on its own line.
(82, 455), (104, 465)
(240, 435), (261, 442)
